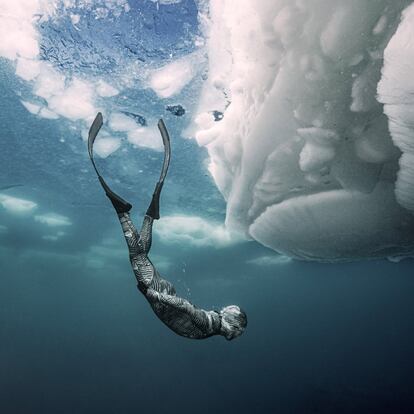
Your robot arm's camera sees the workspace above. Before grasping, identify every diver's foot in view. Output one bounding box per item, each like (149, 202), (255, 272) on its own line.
(107, 195), (132, 214)
(99, 176), (132, 214)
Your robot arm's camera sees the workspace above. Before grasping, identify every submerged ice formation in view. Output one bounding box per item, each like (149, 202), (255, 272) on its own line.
(193, 0), (414, 261)
(378, 4), (414, 215)
(34, 213), (72, 227)
(155, 215), (241, 248)
(0, 194), (37, 214)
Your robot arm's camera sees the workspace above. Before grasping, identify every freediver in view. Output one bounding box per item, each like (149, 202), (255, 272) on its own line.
(88, 113), (247, 340)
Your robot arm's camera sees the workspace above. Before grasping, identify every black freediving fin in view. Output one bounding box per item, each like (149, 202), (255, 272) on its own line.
(146, 119), (171, 220)
(157, 119), (171, 183)
(88, 112), (103, 176)
(88, 112), (132, 214)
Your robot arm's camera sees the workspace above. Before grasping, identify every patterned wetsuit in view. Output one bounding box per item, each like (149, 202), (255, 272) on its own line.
(118, 212), (222, 339)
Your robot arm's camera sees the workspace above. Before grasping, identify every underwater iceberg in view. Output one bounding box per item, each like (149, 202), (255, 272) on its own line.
(192, 0), (414, 261)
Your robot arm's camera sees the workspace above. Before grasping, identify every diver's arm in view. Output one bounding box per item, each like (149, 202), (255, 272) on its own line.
(145, 288), (221, 338)
(146, 288), (207, 322)
(147, 289), (191, 309)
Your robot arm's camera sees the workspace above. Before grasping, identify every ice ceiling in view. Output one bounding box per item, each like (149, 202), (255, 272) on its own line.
(1, 0), (414, 261)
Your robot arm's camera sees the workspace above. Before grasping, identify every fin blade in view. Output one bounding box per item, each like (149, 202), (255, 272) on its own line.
(157, 119), (171, 183)
(88, 112), (103, 160)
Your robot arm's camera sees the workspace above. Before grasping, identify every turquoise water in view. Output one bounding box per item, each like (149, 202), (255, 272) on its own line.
(1, 1), (414, 413)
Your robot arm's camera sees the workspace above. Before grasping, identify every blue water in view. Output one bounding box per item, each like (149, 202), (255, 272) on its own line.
(1, 1), (414, 413)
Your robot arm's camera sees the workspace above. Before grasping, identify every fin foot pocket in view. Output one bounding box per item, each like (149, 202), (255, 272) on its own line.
(99, 176), (132, 214)
(146, 183), (162, 220)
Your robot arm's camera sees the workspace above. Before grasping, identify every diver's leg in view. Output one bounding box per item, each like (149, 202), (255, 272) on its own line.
(137, 215), (154, 254)
(117, 213), (154, 257)
(146, 119), (171, 220)
(118, 212), (155, 290)
(136, 214), (177, 295)
(119, 212), (176, 296)
(88, 113), (132, 214)
(118, 212), (141, 253)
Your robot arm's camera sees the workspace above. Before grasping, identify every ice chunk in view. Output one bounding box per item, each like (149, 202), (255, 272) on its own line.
(0, 194), (37, 214)
(93, 137), (121, 158)
(34, 213), (72, 227)
(96, 80), (119, 97)
(42, 235), (59, 241)
(31, 61), (97, 122)
(42, 231), (66, 242)
(373, 15), (388, 35)
(48, 79), (96, 121)
(155, 215), (241, 248)
(70, 14), (80, 25)
(299, 143), (336, 173)
(149, 54), (197, 98)
(0, 0), (42, 60)
(15, 58), (40, 81)
(127, 126), (163, 151)
(34, 64), (66, 100)
(109, 112), (138, 132)
(297, 127), (339, 172)
(246, 255), (292, 266)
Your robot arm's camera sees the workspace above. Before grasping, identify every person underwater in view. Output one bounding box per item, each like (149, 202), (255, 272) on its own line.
(87, 113), (247, 340)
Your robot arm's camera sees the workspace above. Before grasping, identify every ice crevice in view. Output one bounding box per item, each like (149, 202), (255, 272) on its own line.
(192, 0), (414, 261)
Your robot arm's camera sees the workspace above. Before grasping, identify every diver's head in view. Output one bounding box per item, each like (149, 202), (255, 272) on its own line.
(219, 305), (247, 340)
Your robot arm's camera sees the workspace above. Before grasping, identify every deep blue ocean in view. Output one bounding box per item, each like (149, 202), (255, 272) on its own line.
(1, 1), (414, 413)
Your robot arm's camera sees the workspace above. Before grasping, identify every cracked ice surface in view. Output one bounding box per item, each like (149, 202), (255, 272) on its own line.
(192, 0), (414, 261)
